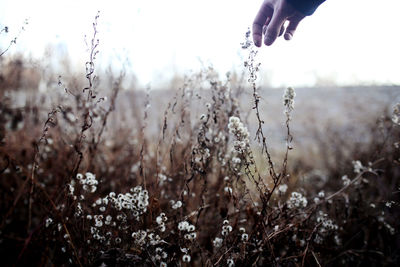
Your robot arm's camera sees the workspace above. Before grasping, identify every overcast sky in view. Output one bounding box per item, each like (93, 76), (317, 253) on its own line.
(1, 0), (399, 88)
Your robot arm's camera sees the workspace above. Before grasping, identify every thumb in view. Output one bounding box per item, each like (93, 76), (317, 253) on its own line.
(264, 10), (285, 46)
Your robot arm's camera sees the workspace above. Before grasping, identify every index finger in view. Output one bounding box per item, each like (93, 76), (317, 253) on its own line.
(252, 2), (273, 47)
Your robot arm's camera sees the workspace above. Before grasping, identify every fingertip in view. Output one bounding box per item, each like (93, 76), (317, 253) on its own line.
(264, 35), (275, 46)
(264, 40), (273, 46)
(284, 33), (293, 41)
(253, 36), (262, 47)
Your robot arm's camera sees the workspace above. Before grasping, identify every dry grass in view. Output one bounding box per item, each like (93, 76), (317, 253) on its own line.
(0, 16), (399, 267)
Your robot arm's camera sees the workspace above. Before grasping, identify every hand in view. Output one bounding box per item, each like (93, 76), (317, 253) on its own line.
(252, 0), (306, 47)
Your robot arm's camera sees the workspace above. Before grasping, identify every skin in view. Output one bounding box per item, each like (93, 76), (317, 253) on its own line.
(252, 0), (307, 47)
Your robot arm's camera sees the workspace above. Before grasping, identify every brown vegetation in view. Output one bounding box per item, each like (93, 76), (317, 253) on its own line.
(0, 16), (399, 267)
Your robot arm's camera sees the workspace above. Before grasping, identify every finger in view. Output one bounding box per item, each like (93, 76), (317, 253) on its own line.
(262, 17), (271, 35)
(264, 9), (286, 46)
(284, 18), (301, 41)
(252, 3), (273, 47)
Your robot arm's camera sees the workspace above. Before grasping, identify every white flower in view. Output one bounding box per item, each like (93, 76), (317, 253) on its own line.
(241, 233), (248, 241)
(213, 237), (223, 247)
(187, 224), (195, 232)
(232, 157), (241, 164)
(95, 219), (103, 227)
(182, 254), (191, 262)
(278, 184), (288, 194)
(287, 192), (308, 209)
(385, 201), (394, 208)
(224, 186), (233, 194)
(172, 200), (183, 209)
(178, 221), (189, 231)
(341, 175), (351, 186)
(227, 258), (235, 267)
(352, 160), (363, 173)
(45, 218), (53, 227)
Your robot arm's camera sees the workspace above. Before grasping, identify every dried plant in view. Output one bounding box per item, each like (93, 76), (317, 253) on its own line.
(0, 17), (399, 267)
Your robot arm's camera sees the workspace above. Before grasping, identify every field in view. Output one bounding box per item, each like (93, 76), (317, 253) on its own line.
(1, 18), (400, 267)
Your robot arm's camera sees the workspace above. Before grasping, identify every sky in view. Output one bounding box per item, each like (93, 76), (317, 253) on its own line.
(0, 0), (400, 88)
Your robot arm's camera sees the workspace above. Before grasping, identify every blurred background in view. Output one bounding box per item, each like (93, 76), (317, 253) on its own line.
(1, 0), (400, 88)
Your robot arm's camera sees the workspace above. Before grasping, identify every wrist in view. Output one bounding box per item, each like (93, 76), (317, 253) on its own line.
(286, 0), (325, 16)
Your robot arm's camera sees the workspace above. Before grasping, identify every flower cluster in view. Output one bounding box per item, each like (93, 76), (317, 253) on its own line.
(156, 213), (167, 232)
(314, 211), (339, 244)
(352, 160), (364, 173)
(313, 190), (325, 204)
(67, 172), (98, 199)
(239, 227), (248, 242)
(94, 214), (104, 227)
(221, 219), (233, 236)
(107, 186), (149, 220)
(158, 173), (170, 186)
(90, 224), (105, 242)
(392, 103), (400, 125)
(154, 247), (168, 265)
(283, 87), (296, 116)
(316, 211), (338, 232)
(341, 175), (351, 186)
(178, 221), (197, 241)
(77, 172), (98, 193)
(131, 230), (147, 246)
(171, 200), (183, 210)
(228, 116), (250, 153)
(240, 29), (252, 49)
(213, 237), (223, 248)
(287, 192), (308, 209)
(193, 147), (211, 165)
